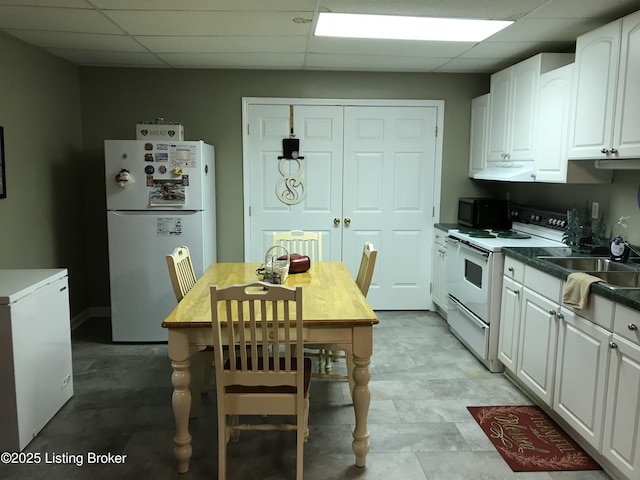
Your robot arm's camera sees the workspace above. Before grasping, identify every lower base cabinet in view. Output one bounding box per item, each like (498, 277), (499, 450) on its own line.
(517, 287), (558, 406)
(499, 259), (640, 480)
(602, 305), (640, 479)
(553, 307), (609, 450)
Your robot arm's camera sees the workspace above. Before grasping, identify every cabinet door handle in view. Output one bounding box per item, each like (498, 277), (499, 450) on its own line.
(556, 312), (564, 320)
(629, 323), (638, 331)
(601, 148), (609, 154)
(611, 148), (619, 155)
(609, 342), (618, 349)
(344, 217), (351, 226)
(514, 289), (520, 296)
(508, 267), (514, 273)
(333, 217), (341, 225)
(549, 310), (557, 316)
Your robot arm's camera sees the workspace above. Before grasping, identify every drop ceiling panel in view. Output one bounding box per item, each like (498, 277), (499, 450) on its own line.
(461, 41), (569, 59)
(527, 0), (640, 18)
(49, 49), (167, 66)
(137, 35), (308, 53)
(0, 6), (122, 34)
(434, 57), (513, 73)
(91, 0), (317, 12)
(0, 0), (89, 7)
(306, 53), (450, 71)
(308, 37), (474, 57)
(157, 52), (306, 68)
(103, 10), (312, 36)
(8, 30), (146, 52)
(490, 18), (619, 41)
(318, 0), (548, 19)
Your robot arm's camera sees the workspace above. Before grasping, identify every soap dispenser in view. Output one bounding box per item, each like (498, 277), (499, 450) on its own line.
(610, 216), (631, 263)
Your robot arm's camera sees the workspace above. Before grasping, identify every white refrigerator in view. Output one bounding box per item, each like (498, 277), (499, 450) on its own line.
(105, 140), (216, 342)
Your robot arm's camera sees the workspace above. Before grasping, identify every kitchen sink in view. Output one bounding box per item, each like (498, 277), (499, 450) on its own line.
(583, 271), (640, 289)
(538, 256), (639, 272)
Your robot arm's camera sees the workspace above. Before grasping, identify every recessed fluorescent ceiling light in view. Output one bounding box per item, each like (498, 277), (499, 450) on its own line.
(315, 12), (513, 42)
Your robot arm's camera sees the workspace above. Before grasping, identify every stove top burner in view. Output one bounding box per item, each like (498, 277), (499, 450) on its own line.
(458, 227), (531, 239)
(458, 227), (495, 237)
(495, 231), (531, 239)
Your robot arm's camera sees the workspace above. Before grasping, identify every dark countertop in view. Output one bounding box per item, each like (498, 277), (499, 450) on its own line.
(434, 223), (459, 232)
(502, 246), (640, 312)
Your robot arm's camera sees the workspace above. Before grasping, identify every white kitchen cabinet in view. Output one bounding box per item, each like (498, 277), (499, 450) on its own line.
(432, 229), (448, 316)
(0, 269), (74, 452)
(612, 10), (640, 159)
(498, 275), (522, 372)
(487, 53), (573, 164)
(517, 287), (559, 405)
(534, 64), (574, 182)
(553, 306), (610, 450)
(602, 304), (640, 479)
(568, 10), (640, 160)
(498, 257), (525, 371)
(534, 64), (612, 184)
(468, 93), (489, 178)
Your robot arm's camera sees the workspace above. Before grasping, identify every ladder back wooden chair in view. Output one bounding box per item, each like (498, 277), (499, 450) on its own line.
(355, 242), (378, 296)
(165, 246), (212, 415)
(316, 242), (378, 385)
(166, 246), (197, 302)
(272, 230), (323, 262)
(210, 281), (310, 480)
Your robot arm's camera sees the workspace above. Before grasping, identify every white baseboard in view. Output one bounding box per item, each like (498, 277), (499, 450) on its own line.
(71, 307), (111, 330)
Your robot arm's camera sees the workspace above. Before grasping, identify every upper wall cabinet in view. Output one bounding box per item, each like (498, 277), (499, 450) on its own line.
(534, 64), (612, 183)
(568, 10), (640, 160)
(486, 53), (573, 164)
(468, 93), (489, 178)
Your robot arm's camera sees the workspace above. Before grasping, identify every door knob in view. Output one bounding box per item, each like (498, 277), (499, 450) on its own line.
(333, 217), (341, 225)
(344, 217), (351, 226)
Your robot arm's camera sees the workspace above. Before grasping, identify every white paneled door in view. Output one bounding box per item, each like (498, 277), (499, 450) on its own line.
(243, 99), (441, 310)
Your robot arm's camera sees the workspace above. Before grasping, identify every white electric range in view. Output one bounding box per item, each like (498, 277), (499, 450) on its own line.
(445, 205), (571, 372)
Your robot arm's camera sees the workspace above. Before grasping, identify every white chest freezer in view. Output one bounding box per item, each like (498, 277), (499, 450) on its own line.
(0, 269), (74, 451)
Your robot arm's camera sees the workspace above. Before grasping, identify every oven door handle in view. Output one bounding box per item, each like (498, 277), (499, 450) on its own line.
(445, 236), (459, 246)
(449, 296), (488, 329)
(459, 241), (490, 260)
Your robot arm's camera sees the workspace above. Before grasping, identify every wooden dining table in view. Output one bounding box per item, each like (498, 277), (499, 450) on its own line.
(162, 261), (378, 474)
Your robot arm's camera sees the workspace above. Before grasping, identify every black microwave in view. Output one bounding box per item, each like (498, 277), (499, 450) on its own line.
(458, 198), (511, 230)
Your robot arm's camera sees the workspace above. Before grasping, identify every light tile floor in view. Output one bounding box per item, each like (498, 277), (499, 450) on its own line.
(0, 311), (613, 480)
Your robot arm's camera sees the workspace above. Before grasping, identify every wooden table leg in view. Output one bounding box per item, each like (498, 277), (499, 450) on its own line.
(168, 329), (193, 473)
(351, 326), (372, 467)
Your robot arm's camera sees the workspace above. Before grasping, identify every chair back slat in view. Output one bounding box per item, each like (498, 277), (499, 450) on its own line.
(273, 230), (323, 262)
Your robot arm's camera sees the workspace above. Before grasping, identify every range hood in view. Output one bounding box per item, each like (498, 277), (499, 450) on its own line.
(473, 164), (535, 182)
(594, 158), (640, 169)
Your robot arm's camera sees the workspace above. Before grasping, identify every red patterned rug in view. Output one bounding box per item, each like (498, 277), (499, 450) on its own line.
(467, 405), (602, 472)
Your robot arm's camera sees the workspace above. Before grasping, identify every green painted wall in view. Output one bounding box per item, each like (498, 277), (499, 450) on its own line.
(0, 32), (85, 315)
(79, 68), (492, 307)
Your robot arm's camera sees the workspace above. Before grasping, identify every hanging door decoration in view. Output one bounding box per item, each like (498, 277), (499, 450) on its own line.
(276, 105), (306, 205)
